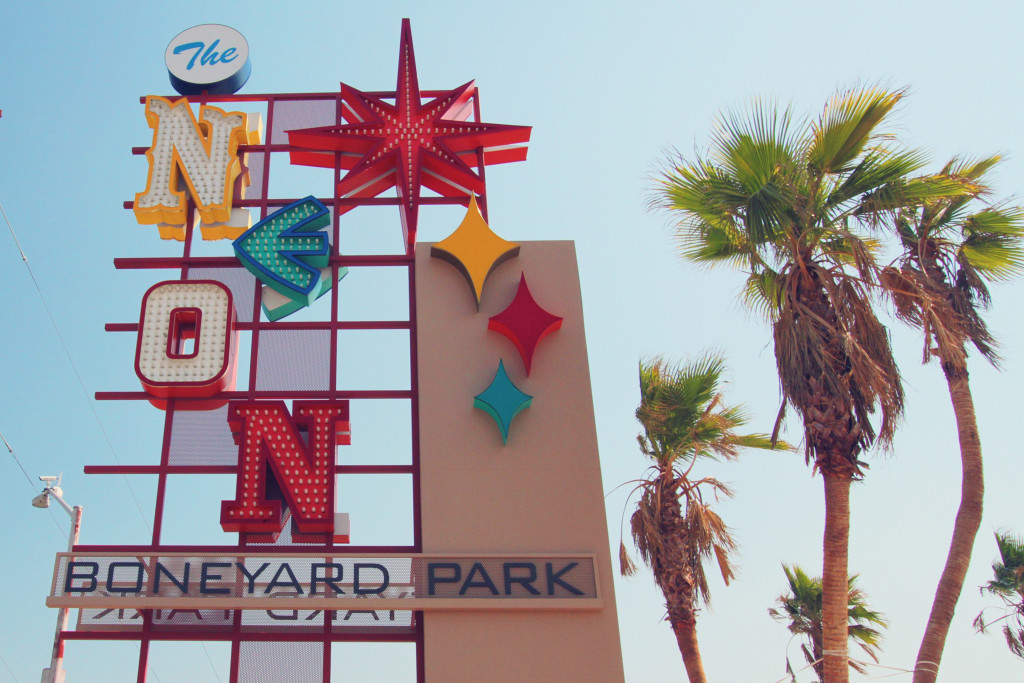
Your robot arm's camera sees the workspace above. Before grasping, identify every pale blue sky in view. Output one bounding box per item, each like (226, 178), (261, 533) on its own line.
(3, 0), (1024, 680)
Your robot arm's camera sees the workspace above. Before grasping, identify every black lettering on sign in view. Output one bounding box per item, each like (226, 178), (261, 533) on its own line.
(65, 562), (99, 593)
(107, 562), (145, 594)
(546, 562), (584, 596)
(353, 563), (389, 595)
(155, 562), (190, 594)
(427, 562), (461, 595)
(459, 563), (499, 596)
(310, 563), (345, 595)
(503, 562), (540, 595)
(200, 562), (231, 595)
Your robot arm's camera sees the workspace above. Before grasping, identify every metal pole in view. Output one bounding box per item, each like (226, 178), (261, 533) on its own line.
(41, 504), (81, 683)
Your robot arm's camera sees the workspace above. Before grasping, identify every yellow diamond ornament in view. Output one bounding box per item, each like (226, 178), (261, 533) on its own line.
(430, 196), (520, 308)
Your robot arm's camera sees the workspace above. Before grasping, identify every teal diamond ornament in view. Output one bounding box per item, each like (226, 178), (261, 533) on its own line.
(474, 359), (532, 445)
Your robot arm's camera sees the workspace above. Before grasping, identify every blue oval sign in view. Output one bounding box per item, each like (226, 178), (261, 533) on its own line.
(165, 24), (251, 96)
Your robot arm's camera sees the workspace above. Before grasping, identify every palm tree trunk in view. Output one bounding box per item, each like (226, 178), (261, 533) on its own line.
(650, 475), (710, 683)
(822, 473), (851, 683)
(913, 367), (983, 683)
(672, 620), (708, 683)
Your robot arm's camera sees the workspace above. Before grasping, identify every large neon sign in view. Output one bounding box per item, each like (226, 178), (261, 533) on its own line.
(49, 19), (624, 683)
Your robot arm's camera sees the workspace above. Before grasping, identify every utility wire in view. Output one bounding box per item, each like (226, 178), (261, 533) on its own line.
(0, 199), (151, 532)
(0, 429), (37, 490)
(853, 658), (914, 680)
(3, 198), (221, 683)
(200, 642), (223, 683)
(1, 430), (68, 540)
(133, 642), (162, 683)
(0, 648), (18, 682)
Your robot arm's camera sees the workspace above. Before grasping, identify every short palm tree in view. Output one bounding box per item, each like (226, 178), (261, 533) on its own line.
(652, 87), (957, 683)
(621, 354), (779, 683)
(769, 564), (887, 682)
(880, 156), (1024, 682)
(974, 532), (1024, 661)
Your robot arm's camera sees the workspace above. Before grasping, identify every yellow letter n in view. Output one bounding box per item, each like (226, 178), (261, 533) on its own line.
(134, 96), (258, 241)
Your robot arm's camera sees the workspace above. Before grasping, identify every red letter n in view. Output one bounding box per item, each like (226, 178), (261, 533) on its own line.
(220, 401), (350, 535)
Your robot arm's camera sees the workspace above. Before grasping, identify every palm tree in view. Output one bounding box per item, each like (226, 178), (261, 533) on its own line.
(879, 157), (1024, 683)
(769, 564), (887, 682)
(621, 354), (779, 683)
(652, 88), (957, 682)
(974, 532), (1024, 661)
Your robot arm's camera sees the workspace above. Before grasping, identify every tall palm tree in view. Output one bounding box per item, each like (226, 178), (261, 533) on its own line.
(652, 88), (957, 682)
(621, 354), (779, 683)
(769, 564), (888, 682)
(974, 531), (1024, 661)
(879, 157), (1024, 683)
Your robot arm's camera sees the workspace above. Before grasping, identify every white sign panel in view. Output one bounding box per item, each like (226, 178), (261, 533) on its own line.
(48, 552), (601, 611)
(165, 24), (251, 95)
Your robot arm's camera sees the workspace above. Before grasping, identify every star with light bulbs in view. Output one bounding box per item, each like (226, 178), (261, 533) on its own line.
(287, 19), (531, 250)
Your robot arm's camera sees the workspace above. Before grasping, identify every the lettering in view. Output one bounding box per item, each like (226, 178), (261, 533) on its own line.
(310, 563), (345, 595)
(236, 562), (270, 594)
(135, 281), (237, 409)
(545, 562), (584, 596)
(459, 563), (499, 596)
(219, 400), (350, 535)
(65, 562), (99, 593)
(265, 563), (304, 595)
(57, 558), (594, 602)
(200, 562), (231, 595)
(342, 610), (378, 621)
(503, 562), (540, 595)
(154, 562), (189, 593)
(427, 562), (461, 596)
(134, 96), (250, 232)
(106, 562), (145, 594)
(352, 563), (389, 595)
(173, 40), (239, 70)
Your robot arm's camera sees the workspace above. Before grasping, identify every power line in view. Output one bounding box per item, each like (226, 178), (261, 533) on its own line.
(1, 430), (68, 540)
(0, 198), (151, 532)
(133, 642), (162, 683)
(2, 197), (223, 683)
(0, 430), (36, 490)
(200, 643), (223, 683)
(0, 647), (18, 682)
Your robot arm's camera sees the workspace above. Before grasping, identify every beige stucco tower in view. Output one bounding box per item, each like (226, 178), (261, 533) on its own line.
(417, 240), (626, 681)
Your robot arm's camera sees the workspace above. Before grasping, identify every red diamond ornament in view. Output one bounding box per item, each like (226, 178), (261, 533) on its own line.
(488, 273), (563, 375)
(287, 19), (531, 250)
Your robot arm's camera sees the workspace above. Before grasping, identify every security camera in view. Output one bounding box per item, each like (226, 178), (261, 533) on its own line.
(32, 492), (50, 509)
(39, 476), (58, 484)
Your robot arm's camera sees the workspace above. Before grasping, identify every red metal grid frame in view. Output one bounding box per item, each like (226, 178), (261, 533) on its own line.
(70, 88), (497, 683)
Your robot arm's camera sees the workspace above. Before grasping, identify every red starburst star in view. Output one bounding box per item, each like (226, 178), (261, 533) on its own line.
(287, 19), (531, 250)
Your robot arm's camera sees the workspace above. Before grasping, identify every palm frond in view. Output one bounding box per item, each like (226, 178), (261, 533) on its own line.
(683, 498), (737, 605)
(619, 541), (639, 577)
(808, 87), (904, 175)
(945, 154), (1002, 184)
(856, 173), (972, 217)
(677, 220), (756, 268)
(770, 565), (887, 672)
(707, 100), (804, 245)
(976, 532), (1024, 659)
(1004, 625), (1024, 660)
(736, 267), (782, 319)
(960, 207), (1024, 281)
